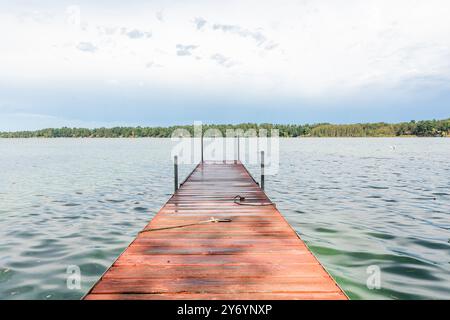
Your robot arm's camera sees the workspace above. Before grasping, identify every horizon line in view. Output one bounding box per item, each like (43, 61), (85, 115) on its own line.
(1, 117), (449, 133)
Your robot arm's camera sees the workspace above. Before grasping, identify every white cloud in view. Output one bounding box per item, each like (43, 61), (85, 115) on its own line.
(211, 23), (267, 45)
(211, 53), (236, 68)
(123, 28), (152, 39)
(0, 0), (450, 99)
(176, 44), (198, 56)
(76, 42), (97, 52)
(194, 17), (207, 30)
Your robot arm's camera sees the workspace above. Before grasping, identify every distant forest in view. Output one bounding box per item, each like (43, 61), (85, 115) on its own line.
(1, 119), (449, 138)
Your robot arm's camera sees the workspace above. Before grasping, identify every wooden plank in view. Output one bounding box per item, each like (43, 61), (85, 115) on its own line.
(115, 253), (318, 266)
(84, 162), (346, 300)
(90, 278), (339, 294)
(101, 265), (327, 279)
(85, 292), (347, 300)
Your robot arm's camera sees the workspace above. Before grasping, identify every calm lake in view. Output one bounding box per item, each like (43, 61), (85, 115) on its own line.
(0, 138), (449, 300)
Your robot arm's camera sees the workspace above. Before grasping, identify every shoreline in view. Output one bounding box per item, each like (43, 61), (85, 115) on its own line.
(1, 119), (448, 139)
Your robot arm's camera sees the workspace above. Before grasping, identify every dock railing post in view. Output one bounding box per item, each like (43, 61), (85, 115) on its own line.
(261, 150), (265, 191)
(174, 155), (179, 192)
(234, 134), (238, 164)
(237, 135), (240, 163)
(201, 133), (204, 163)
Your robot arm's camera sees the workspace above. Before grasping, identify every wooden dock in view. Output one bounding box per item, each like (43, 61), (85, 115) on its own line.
(84, 162), (347, 300)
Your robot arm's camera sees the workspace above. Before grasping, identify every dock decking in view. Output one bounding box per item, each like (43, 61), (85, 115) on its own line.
(84, 162), (346, 300)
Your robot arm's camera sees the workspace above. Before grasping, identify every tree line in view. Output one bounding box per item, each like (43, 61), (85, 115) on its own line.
(1, 119), (449, 138)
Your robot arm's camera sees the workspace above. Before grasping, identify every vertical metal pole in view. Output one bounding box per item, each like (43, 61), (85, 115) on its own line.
(261, 151), (265, 191)
(237, 135), (240, 162)
(174, 155), (178, 192)
(233, 135), (237, 164)
(201, 133), (204, 163)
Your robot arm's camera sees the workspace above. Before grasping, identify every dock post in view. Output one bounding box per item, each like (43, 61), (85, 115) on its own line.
(174, 155), (179, 192)
(201, 133), (204, 163)
(234, 135), (238, 164)
(237, 135), (240, 163)
(261, 150), (265, 190)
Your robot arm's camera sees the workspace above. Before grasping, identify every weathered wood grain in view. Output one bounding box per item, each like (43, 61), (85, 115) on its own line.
(84, 162), (346, 300)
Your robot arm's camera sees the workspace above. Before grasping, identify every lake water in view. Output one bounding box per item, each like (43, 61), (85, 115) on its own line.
(0, 138), (449, 300)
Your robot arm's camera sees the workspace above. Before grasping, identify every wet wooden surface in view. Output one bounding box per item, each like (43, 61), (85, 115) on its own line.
(84, 161), (346, 300)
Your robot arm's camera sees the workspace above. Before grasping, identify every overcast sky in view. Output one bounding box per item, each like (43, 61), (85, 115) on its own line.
(1, 0), (450, 130)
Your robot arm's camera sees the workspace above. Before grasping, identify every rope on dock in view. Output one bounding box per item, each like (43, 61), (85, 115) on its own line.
(233, 195), (275, 207)
(139, 217), (232, 233)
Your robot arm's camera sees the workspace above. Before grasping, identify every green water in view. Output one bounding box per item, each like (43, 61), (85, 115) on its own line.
(0, 138), (449, 299)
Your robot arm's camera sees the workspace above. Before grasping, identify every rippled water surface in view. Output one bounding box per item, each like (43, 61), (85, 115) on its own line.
(1, 138), (449, 299)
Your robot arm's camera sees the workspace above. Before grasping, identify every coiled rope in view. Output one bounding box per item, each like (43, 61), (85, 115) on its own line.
(233, 195), (275, 207)
(139, 196), (274, 234)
